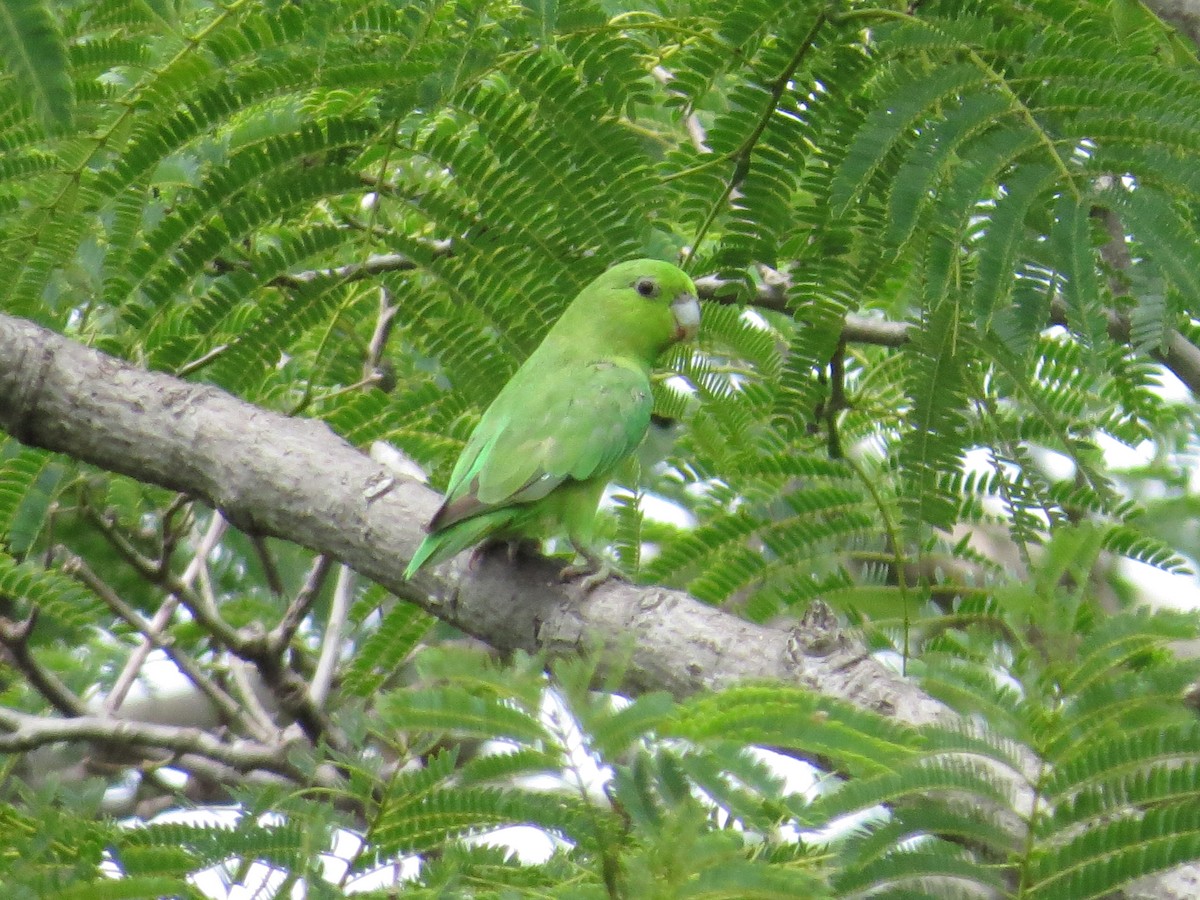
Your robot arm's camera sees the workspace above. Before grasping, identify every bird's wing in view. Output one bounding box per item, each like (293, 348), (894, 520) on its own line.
(429, 360), (652, 532)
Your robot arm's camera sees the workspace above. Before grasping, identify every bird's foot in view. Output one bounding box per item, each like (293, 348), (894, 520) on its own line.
(558, 550), (622, 595)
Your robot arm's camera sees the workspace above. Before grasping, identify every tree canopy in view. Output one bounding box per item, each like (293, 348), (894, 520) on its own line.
(3, 0), (1200, 896)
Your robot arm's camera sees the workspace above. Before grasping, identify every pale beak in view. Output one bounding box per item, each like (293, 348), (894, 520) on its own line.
(671, 293), (701, 342)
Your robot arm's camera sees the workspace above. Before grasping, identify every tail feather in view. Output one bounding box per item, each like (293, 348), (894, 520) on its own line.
(403, 508), (520, 579)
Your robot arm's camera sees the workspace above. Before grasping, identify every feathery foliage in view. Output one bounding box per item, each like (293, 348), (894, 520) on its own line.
(2, 0), (1200, 895)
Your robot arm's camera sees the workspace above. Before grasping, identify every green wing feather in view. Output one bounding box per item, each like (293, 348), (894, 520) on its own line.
(404, 358), (652, 576)
(404, 257), (700, 579)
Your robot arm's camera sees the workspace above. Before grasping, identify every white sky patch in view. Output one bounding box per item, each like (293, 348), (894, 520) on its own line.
(93, 650), (200, 724)
(961, 446), (994, 479)
(540, 689), (614, 804)
(462, 825), (562, 865)
(1093, 432), (1156, 470)
(610, 489), (697, 529)
(335, 828), (421, 894)
(748, 747), (820, 800)
(851, 432), (891, 464)
(1026, 445), (1076, 481)
(1119, 556), (1200, 611)
(740, 307), (771, 330)
(664, 373), (696, 397)
(1152, 362), (1192, 403)
(684, 477), (727, 501)
(785, 760), (889, 847)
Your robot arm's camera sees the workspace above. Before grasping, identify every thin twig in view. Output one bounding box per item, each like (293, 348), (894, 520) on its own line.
(0, 705), (301, 777)
(227, 658), (281, 737)
(106, 513), (228, 714)
(174, 343), (230, 378)
(0, 609), (86, 716)
(158, 493), (192, 570)
(58, 549), (268, 740)
(250, 533), (285, 597)
(365, 286), (399, 380)
(310, 565), (354, 708)
(271, 242), (452, 290)
(272, 554), (335, 654)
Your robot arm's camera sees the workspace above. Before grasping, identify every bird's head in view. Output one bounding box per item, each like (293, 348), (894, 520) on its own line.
(567, 259), (701, 361)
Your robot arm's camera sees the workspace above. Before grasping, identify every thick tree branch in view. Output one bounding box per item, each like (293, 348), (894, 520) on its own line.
(0, 311), (947, 730)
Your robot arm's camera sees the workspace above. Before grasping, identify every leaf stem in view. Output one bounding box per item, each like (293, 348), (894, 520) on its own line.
(683, 11), (828, 269)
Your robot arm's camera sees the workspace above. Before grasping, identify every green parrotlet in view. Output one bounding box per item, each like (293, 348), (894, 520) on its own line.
(404, 259), (701, 582)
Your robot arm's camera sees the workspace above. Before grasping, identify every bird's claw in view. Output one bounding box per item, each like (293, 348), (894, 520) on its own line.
(558, 554), (622, 594)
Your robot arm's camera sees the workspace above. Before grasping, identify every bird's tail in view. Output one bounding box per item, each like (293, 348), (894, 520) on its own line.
(403, 508), (520, 579)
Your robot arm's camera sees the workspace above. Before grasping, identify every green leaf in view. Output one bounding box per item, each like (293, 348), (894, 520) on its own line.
(343, 600), (434, 698)
(0, 0), (73, 130)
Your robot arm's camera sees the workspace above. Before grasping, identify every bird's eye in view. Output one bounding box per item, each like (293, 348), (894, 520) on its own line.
(635, 278), (658, 298)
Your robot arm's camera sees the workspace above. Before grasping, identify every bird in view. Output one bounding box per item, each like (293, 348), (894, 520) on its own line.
(404, 258), (701, 586)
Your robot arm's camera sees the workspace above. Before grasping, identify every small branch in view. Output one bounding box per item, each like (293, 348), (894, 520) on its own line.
(227, 657), (281, 737)
(364, 286), (399, 383)
(169, 581), (343, 750)
(58, 549), (267, 740)
(250, 533), (285, 596)
(823, 345), (847, 460)
(83, 506), (344, 749)
(839, 315), (913, 348)
(179, 241), (446, 379)
(181, 514), (230, 585)
(0, 608), (86, 717)
(1051, 297), (1200, 397)
(0, 706), (302, 777)
(175, 343), (229, 378)
(696, 273), (1200, 394)
(106, 513), (228, 714)
(310, 564), (354, 708)
(140, 561), (344, 750)
(157, 493), (192, 568)
(694, 272), (789, 311)
(271, 554), (335, 654)
(271, 241), (452, 290)
(290, 373), (385, 418)
(109, 535), (246, 651)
